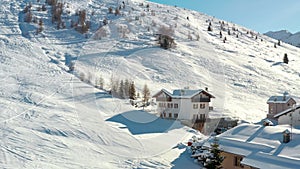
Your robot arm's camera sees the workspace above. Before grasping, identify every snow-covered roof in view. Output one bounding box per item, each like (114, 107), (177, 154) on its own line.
(173, 89), (201, 97)
(267, 96), (294, 103)
(153, 89), (215, 99)
(274, 105), (300, 118)
(242, 151), (300, 169)
(208, 123), (300, 168)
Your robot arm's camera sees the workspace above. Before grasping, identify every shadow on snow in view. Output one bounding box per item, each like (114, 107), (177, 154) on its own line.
(106, 110), (182, 135)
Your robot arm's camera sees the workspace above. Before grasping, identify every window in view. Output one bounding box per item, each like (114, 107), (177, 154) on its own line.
(193, 104), (198, 109)
(193, 114), (197, 121)
(167, 103), (173, 108)
(200, 114), (206, 120)
(174, 104), (178, 109)
(174, 113), (178, 118)
(234, 156), (244, 168)
(163, 112), (166, 118)
(200, 104), (205, 109)
(169, 113), (172, 118)
(159, 103), (163, 107)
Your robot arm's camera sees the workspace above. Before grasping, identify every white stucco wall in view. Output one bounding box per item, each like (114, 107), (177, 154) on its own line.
(278, 109), (300, 127)
(156, 99), (210, 120)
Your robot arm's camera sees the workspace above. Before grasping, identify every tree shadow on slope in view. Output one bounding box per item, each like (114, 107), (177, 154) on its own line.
(64, 91), (112, 103)
(106, 110), (182, 135)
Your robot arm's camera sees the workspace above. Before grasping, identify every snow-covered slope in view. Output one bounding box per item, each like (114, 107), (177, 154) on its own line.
(1, 0), (300, 168)
(265, 30), (300, 47)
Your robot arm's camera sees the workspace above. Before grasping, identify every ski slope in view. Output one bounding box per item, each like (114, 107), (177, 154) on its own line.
(0, 0), (300, 168)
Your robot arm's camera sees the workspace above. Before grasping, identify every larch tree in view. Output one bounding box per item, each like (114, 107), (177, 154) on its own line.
(99, 76), (104, 89)
(142, 84), (150, 105)
(118, 80), (125, 99)
(124, 79), (130, 99)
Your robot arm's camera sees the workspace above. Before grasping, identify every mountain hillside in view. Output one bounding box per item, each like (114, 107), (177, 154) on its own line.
(265, 30), (300, 47)
(1, 0), (300, 168)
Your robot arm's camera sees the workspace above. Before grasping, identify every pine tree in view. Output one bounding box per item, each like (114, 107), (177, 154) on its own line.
(204, 137), (224, 169)
(142, 84), (150, 105)
(208, 25), (212, 31)
(283, 53), (289, 64)
(129, 81), (136, 100)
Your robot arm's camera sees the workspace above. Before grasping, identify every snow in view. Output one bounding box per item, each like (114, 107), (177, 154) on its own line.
(0, 0), (300, 168)
(208, 123), (300, 168)
(265, 30), (300, 47)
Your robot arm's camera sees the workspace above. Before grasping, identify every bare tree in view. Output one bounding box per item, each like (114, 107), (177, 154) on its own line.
(142, 84), (150, 106)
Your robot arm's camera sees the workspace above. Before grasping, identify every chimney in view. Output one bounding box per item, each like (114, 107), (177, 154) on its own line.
(283, 129), (291, 143)
(180, 89), (185, 96)
(205, 87), (208, 91)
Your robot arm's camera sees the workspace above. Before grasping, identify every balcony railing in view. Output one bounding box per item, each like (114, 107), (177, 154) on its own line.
(192, 98), (210, 102)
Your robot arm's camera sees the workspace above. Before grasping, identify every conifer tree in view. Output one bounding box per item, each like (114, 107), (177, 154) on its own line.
(283, 53), (289, 64)
(208, 25), (212, 31)
(129, 81), (136, 100)
(204, 137), (224, 169)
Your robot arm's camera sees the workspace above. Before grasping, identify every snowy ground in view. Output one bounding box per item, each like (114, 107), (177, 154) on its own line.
(1, 0), (300, 168)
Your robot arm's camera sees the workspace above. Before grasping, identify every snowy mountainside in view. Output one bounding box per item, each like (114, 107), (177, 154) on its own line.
(265, 30), (300, 47)
(0, 0), (300, 168)
(72, 0), (300, 121)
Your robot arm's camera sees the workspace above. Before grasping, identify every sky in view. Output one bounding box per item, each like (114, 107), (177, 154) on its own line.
(149, 0), (300, 33)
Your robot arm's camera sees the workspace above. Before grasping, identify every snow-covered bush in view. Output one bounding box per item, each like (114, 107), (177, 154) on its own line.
(118, 24), (130, 38)
(158, 25), (174, 37)
(93, 26), (110, 40)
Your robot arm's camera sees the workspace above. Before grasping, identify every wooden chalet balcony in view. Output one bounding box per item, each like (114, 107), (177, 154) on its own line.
(191, 98), (210, 102)
(156, 97), (172, 102)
